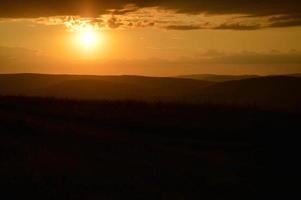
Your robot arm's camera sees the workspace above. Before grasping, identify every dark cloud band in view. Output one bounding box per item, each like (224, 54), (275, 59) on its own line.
(0, 0), (300, 18)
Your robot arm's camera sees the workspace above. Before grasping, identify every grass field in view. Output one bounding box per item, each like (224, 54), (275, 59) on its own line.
(0, 96), (299, 199)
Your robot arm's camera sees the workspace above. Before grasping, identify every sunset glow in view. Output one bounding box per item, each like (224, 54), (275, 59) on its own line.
(77, 26), (100, 49)
(0, 1), (300, 198)
(0, 1), (300, 75)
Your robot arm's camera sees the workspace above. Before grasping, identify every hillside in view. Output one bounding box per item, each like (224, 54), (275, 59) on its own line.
(287, 73), (301, 77)
(197, 76), (301, 110)
(0, 96), (299, 199)
(0, 74), (300, 110)
(176, 74), (259, 82)
(0, 74), (211, 101)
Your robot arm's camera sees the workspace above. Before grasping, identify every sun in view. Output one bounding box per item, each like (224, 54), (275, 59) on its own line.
(65, 18), (105, 56)
(77, 26), (99, 49)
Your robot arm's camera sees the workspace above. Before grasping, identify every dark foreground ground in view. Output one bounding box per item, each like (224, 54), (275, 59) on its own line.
(0, 96), (299, 199)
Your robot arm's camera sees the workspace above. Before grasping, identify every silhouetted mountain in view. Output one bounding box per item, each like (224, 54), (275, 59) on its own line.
(197, 76), (301, 110)
(176, 74), (259, 82)
(0, 74), (300, 110)
(0, 74), (211, 101)
(287, 73), (301, 77)
(0, 73), (85, 95)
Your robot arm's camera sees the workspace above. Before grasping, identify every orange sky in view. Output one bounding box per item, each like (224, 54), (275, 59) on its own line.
(0, 1), (301, 75)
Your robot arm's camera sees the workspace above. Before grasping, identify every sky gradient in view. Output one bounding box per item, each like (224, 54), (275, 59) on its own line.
(0, 0), (301, 76)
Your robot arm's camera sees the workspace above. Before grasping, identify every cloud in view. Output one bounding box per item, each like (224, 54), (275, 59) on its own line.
(0, 0), (300, 18)
(0, 1), (300, 30)
(165, 25), (203, 30)
(1, 46), (301, 75)
(268, 14), (301, 28)
(164, 22), (263, 31)
(270, 19), (301, 28)
(0, 46), (44, 73)
(214, 23), (262, 30)
(200, 49), (225, 57)
(107, 17), (124, 29)
(0, 46), (39, 59)
(199, 50), (301, 64)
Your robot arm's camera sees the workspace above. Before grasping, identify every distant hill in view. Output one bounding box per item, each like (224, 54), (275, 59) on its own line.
(0, 74), (211, 101)
(0, 74), (300, 110)
(176, 74), (259, 82)
(287, 73), (301, 77)
(196, 76), (301, 110)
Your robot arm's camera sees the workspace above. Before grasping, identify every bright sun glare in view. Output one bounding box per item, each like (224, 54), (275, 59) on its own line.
(78, 26), (99, 49)
(64, 18), (101, 50)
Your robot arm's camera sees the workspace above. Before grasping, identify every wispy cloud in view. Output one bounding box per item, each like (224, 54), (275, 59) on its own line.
(1, 1), (300, 31)
(0, 0), (300, 17)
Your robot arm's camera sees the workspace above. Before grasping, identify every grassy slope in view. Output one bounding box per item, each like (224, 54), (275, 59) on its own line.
(176, 74), (260, 82)
(0, 74), (211, 101)
(0, 96), (299, 199)
(197, 76), (301, 110)
(0, 73), (301, 110)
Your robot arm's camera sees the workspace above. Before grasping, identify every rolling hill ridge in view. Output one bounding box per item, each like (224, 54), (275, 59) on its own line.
(0, 73), (300, 110)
